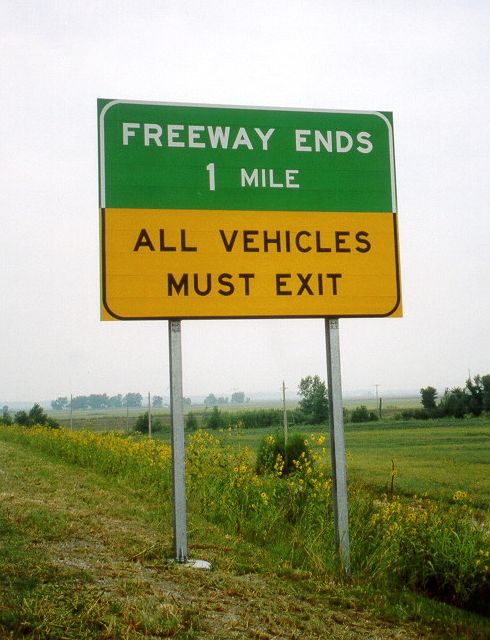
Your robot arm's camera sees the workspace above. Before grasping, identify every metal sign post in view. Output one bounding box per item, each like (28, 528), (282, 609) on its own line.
(325, 318), (351, 576)
(168, 320), (188, 562)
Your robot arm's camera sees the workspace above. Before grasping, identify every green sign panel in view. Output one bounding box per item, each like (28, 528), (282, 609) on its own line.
(98, 100), (396, 212)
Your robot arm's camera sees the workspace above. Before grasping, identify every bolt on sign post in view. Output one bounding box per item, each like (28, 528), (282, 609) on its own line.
(98, 100), (401, 569)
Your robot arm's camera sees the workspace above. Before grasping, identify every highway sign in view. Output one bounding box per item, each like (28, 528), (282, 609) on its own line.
(98, 100), (401, 319)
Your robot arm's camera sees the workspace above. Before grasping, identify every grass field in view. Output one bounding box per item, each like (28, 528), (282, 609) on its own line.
(344, 419), (490, 507)
(0, 415), (489, 639)
(172, 416), (490, 508)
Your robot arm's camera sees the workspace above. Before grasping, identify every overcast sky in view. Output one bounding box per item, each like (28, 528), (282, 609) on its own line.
(1, 1), (489, 403)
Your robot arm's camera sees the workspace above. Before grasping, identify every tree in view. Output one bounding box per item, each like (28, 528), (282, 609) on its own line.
(350, 405), (378, 423)
(88, 394), (110, 409)
(205, 406), (224, 429)
(71, 395), (89, 410)
(152, 395), (163, 408)
(420, 386), (437, 410)
(1, 406), (12, 425)
(297, 375), (329, 424)
(466, 376), (484, 416)
(109, 394), (123, 408)
(14, 404), (58, 428)
(439, 387), (466, 419)
(185, 412), (198, 431)
(14, 410), (29, 426)
(482, 374), (490, 412)
(204, 393), (229, 405)
(51, 396), (69, 411)
(124, 393), (143, 408)
(133, 412), (162, 434)
(29, 403), (47, 424)
(231, 391), (245, 403)
(204, 393), (218, 406)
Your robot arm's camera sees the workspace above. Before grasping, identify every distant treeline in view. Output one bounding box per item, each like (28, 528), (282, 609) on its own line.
(51, 392), (248, 410)
(402, 374), (490, 420)
(23, 373), (490, 432)
(203, 392), (249, 405)
(51, 393), (174, 410)
(51, 393), (145, 410)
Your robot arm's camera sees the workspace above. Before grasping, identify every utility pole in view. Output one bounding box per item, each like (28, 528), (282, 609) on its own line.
(148, 392), (152, 437)
(375, 384), (380, 416)
(282, 381), (288, 447)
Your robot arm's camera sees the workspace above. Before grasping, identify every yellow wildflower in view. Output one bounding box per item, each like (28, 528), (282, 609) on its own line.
(452, 490), (468, 501)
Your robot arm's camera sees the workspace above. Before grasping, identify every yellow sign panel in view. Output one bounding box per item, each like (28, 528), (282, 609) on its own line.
(101, 209), (401, 319)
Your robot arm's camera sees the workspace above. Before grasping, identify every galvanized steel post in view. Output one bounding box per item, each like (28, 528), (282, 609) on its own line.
(325, 318), (351, 576)
(168, 320), (188, 562)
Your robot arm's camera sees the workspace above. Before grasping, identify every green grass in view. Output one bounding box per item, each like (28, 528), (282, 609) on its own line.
(0, 443), (484, 639)
(49, 406), (490, 507)
(344, 419), (490, 506)
(1, 419), (488, 638)
(203, 417), (490, 508)
(38, 407), (490, 515)
(0, 440), (199, 639)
